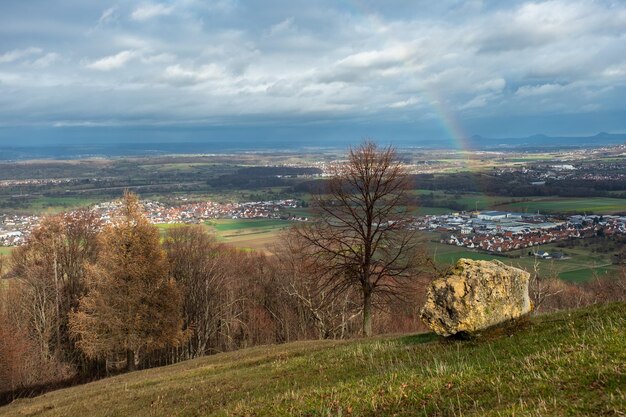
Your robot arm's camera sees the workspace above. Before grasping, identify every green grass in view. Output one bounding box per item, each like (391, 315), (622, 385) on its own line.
(2, 303), (624, 416)
(206, 219), (290, 232)
(156, 220), (291, 252)
(500, 197), (626, 214)
(559, 266), (622, 283)
(0, 247), (12, 256)
(425, 240), (617, 282)
(0, 196), (103, 215)
(408, 191), (626, 215)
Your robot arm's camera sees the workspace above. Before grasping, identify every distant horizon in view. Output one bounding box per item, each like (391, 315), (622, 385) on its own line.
(1, 130), (625, 161)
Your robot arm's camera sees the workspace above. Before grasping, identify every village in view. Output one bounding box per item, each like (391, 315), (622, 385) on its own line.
(0, 198), (304, 246)
(411, 210), (626, 254)
(3, 197), (626, 255)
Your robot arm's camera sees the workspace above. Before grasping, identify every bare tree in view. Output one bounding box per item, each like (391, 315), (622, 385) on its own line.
(273, 230), (361, 339)
(296, 140), (424, 336)
(9, 210), (100, 369)
(163, 225), (228, 359)
(527, 258), (563, 312)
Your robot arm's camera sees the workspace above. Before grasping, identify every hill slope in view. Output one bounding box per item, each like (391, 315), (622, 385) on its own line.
(1, 303), (624, 417)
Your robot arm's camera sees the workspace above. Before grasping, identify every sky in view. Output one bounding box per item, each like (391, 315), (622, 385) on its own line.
(0, 0), (625, 146)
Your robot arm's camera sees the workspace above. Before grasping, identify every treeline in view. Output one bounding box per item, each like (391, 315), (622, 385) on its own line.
(294, 173), (626, 200)
(207, 166), (321, 190)
(409, 172), (626, 199)
(0, 192), (427, 401)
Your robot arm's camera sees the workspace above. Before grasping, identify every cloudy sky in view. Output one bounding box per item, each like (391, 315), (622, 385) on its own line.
(0, 0), (625, 146)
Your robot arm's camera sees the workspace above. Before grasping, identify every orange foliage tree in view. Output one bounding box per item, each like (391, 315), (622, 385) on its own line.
(70, 192), (184, 371)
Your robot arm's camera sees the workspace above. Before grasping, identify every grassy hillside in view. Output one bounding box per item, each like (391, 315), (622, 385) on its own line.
(2, 303), (624, 417)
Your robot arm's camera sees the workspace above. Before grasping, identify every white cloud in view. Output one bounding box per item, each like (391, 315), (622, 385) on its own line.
(0, 71), (22, 84)
(269, 17), (295, 36)
(388, 97), (421, 109)
(131, 4), (175, 21)
(98, 7), (119, 25)
(0, 47), (43, 64)
(86, 50), (137, 71)
(515, 83), (565, 97)
(337, 45), (413, 70)
(602, 63), (626, 79)
(459, 93), (497, 110)
(31, 52), (61, 68)
(161, 63), (226, 85)
(142, 53), (177, 64)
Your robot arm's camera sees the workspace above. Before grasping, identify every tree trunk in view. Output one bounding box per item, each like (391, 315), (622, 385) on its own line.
(126, 349), (136, 371)
(362, 290), (372, 337)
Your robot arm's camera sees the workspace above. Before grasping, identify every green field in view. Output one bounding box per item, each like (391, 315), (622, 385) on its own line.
(425, 240), (618, 282)
(1, 303), (624, 416)
(206, 218), (290, 233)
(409, 190), (626, 215)
(499, 197), (626, 214)
(559, 266), (622, 283)
(0, 196), (103, 215)
(208, 219), (292, 252)
(0, 247), (12, 256)
(156, 219), (292, 252)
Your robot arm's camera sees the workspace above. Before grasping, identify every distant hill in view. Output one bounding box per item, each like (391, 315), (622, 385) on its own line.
(1, 302), (624, 416)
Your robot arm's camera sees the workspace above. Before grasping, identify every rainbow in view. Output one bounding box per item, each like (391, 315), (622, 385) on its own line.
(426, 91), (477, 170)
(339, 0), (482, 172)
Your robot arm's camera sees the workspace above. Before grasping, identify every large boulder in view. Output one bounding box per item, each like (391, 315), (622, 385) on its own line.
(420, 258), (531, 336)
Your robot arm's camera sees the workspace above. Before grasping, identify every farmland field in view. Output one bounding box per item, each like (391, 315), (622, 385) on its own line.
(411, 190), (626, 215)
(498, 197), (626, 214)
(0, 196), (104, 215)
(157, 219), (292, 252)
(424, 239), (618, 282)
(207, 219), (292, 252)
(207, 218), (289, 232)
(0, 247), (13, 256)
(558, 265), (622, 283)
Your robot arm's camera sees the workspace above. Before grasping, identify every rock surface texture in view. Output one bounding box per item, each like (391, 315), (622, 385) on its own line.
(420, 258), (531, 336)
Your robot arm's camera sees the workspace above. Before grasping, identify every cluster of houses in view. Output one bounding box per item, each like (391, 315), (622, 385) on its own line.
(410, 211), (626, 253)
(0, 214), (38, 246)
(93, 199), (304, 225)
(0, 198), (304, 247)
(138, 199), (302, 224)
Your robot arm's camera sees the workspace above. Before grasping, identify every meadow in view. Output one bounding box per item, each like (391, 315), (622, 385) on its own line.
(499, 197), (626, 214)
(1, 302), (623, 416)
(411, 190), (626, 214)
(157, 219), (293, 253)
(425, 240), (619, 282)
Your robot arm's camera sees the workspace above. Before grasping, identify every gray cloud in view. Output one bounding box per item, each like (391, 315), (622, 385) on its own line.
(0, 0), (624, 139)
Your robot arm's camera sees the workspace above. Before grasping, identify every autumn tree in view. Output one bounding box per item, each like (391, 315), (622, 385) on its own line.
(273, 230), (361, 339)
(163, 225), (228, 359)
(9, 210), (100, 367)
(296, 140), (424, 336)
(70, 192), (184, 371)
